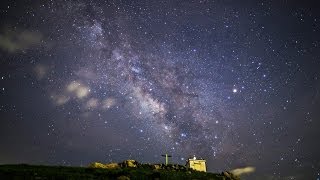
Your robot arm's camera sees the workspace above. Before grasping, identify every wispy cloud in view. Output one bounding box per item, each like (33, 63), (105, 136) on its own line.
(230, 166), (256, 176)
(86, 98), (99, 109)
(50, 93), (70, 105)
(0, 26), (43, 53)
(101, 98), (116, 110)
(34, 64), (47, 80)
(67, 81), (90, 99)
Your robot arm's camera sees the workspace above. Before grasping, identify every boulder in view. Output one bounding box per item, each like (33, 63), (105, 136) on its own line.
(88, 162), (107, 168)
(104, 163), (120, 169)
(121, 160), (138, 168)
(153, 164), (161, 170)
(88, 162), (119, 169)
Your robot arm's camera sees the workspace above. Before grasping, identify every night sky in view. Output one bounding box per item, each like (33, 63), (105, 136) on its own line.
(1, 0), (320, 179)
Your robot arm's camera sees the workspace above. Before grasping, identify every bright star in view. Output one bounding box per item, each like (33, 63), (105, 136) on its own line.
(233, 88), (238, 93)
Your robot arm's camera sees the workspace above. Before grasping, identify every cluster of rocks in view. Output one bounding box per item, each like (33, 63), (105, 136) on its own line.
(88, 160), (139, 169)
(89, 160), (186, 171)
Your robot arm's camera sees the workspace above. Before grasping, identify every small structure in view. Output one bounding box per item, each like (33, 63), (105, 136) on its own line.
(186, 155), (206, 172)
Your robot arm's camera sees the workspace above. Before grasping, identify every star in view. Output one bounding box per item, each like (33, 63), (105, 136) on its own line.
(232, 88), (238, 93)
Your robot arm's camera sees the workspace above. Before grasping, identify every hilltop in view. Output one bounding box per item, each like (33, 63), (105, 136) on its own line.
(0, 160), (240, 180)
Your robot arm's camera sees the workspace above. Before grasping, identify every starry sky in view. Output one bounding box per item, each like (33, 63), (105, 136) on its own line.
(1, 0), (320, 179)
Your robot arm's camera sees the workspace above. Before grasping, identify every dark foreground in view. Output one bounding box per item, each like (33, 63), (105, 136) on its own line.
(0, 164), (240, 180)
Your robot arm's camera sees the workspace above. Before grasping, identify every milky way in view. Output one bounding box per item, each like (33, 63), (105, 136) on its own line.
(1, 0), (320, 179)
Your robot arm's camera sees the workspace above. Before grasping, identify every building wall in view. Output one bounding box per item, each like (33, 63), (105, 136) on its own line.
(187, 160), (206, 172)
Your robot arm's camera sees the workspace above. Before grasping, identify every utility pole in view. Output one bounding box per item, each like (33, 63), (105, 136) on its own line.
(161, 154), (172, 165)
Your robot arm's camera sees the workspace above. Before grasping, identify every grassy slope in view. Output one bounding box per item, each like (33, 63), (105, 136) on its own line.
(0, 164), (238, 180)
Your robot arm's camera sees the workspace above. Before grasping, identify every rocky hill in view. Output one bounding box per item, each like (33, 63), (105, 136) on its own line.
(0, 160), (240, 180)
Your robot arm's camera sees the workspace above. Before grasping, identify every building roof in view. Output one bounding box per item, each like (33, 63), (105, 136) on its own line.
(187, 159), (206, 162)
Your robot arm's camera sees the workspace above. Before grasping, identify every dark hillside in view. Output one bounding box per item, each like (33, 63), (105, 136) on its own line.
(0, 162), (240, 180)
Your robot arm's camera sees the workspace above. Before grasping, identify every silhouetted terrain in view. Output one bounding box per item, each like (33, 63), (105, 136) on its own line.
(0, 161), (240, 180)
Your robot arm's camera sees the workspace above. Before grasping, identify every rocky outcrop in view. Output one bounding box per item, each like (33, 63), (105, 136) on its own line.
(88, 162), (120, 169)
(88, 162), (106, 168)
(120, 160), (138, 168)
(105, 163), (120, 169)
(89, 160), (139, 169)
